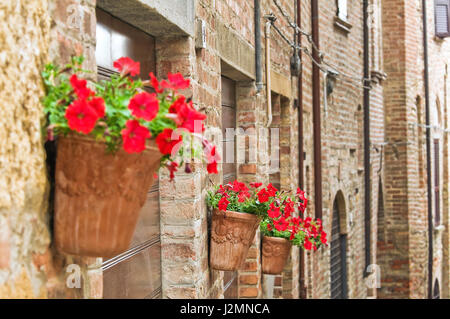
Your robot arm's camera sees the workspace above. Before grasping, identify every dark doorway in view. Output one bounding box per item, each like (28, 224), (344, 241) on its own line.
(330, 196), (348, 299)
(433, 279), (440, 299)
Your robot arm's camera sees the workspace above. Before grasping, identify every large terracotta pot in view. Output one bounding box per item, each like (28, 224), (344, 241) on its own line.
(54, 134), (162, 258)
(262, 236), (292, 275)
(210, 209), (260, 271)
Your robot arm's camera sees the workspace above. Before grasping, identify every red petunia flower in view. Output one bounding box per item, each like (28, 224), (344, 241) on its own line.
(218, 197), (229, 211)
(267, 223), (273, 231)
(250, 182), (263, 188)
(168, 96), (187, 126)
(268, 203), (281, 219)
(205, 145), (220, 174)
(298, 202), (306, 215)
(149, 72), (163, 93)
(128, 92), (159, 121)
(304, 216), (312, 228)
(304, 237), (312, 250)
(320, 231), (328, 245)
(121, 120), (151, 153)
(161, 72), (190, 91)
(207, 161), (218, 174)
(267, 183), (278, 197)
(113, 57), (140, 76)
(284, 199), (295, 218)
(169, 98), (206, 133)
(65, 99), (99, 134)
(311, 225), (318, 237)
(290, 232), (296, 241)
(167, 161), (178, 180)
(231, 180), (249, 194)
(70, 74), (94, 100)
(238, 191), (250, 203)
(257, 188), (270, 203)
(297, 188), (308, 208)
(89, 97), (105, 118)
(274, 217), (289, 232)
(155, 128), (183, 155)
(181, 102), (207, 132)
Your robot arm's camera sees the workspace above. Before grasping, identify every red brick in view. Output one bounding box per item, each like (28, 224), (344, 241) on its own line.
(239, 274), (258, 285)
(239, 287), (258, 298)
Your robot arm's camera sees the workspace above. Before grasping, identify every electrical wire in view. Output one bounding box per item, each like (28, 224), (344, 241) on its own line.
(271, 0), (372, 89)
(269, 20), (372, 90)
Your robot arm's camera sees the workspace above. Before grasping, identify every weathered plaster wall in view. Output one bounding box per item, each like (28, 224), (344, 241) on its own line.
(0, 0), (51, 298)
(0, 0), (102, 299)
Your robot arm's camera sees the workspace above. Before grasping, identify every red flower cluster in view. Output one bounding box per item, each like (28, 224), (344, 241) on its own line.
(211, 180), (264, 213)
(148, 72), (218, 179)
(264, 189), (327, 251)
(65, 75), (105, 134)
(55, 56), (217, 181)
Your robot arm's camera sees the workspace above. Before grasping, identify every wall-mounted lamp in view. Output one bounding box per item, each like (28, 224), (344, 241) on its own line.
(290, 49), (301, 76)
(326, 69), (339, 96)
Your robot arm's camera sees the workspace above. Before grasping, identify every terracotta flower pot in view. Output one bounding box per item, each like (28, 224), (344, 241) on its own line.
(54, 134), (162, 258)
(210, 209), (260, 271)
(262, 236), (292, 275)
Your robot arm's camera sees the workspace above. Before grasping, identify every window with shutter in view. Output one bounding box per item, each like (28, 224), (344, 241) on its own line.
(435, 0), (450, 38)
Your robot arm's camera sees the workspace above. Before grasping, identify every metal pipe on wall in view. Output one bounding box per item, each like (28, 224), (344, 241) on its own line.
(265, 18), (273, 127)
(363, 0), (371, 276)
(311, 0), (322, 219)
(296, 0), (307, 299)
(255, 0), (263, 92)
(422, 0), (433, 299)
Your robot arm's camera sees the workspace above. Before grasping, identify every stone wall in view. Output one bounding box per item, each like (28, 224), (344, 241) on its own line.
(0, 0), (51, 298)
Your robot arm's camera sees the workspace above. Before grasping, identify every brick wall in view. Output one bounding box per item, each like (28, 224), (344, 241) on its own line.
(3, 0), (450, 300)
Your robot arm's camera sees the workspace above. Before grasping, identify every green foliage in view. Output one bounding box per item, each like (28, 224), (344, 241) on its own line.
(206, 183), (270, 217)
(260, 218), (290, 240)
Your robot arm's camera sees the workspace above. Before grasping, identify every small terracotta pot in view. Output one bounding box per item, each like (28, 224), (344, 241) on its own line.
(262, 236), (292, 275)
(54, 134), (162, 258)
(210, 209), (260, 271)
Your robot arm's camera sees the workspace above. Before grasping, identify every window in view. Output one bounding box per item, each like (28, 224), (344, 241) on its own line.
(334, 0), (352, 33)
(337, 0), (348, 22)
(434, 139), (441, 225)
(221, 75), (238, 299)
(435, 0), (450, 38)
(96, 8), (161, 299)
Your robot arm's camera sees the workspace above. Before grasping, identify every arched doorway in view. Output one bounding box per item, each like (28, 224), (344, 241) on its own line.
(433, 280), (440, 299)
(330, 194), (348, 299)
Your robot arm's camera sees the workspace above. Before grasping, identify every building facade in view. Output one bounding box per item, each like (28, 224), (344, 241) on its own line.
(0, 0), (450, 299)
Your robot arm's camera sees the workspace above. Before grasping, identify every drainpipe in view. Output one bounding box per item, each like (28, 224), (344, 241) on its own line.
(255, 0), (263, 92)
(311, 0), (322, 219)
(422, 0), (433, 299)
(297, 0), (307, 299)
(265, 15), (274, 127)
(363, 0), (371, 276)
